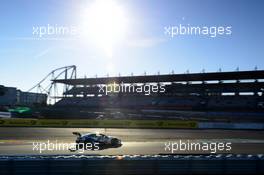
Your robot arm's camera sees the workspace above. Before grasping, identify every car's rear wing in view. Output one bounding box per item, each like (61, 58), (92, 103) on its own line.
(72, 132), (81, 137)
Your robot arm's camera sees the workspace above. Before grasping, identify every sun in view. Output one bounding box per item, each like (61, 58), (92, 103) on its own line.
(81, 0), (128, 58)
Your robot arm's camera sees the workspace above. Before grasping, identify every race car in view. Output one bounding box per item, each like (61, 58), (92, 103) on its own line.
(71, 132), (122, 151)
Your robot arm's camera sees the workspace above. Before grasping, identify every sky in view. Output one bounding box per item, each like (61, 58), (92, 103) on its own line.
(0, 0), (264, 91)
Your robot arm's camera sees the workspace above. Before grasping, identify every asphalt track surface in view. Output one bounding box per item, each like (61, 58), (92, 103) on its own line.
(0, 127), (263, 155)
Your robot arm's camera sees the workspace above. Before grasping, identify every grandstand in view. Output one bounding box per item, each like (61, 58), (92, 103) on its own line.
(52, 70), (264, 113)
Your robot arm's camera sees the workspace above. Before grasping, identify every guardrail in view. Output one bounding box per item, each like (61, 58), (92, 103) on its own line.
(198, 122), (264, 130)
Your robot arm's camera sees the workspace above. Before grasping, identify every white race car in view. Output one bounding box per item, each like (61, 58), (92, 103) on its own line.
(71, 132), (122, 151)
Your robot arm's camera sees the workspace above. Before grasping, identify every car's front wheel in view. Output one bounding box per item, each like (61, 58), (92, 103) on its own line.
(111, 138), (119, 146)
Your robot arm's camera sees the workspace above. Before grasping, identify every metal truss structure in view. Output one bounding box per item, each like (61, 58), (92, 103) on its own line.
(28, 65), (77, 104)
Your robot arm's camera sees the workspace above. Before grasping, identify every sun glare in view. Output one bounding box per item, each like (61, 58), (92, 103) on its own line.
(81, 0), (128, 58)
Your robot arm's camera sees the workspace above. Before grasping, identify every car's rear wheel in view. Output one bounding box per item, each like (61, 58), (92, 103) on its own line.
(83, 141), (96, 150)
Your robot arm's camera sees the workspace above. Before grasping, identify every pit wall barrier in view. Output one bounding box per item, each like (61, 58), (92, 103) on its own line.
(0, 118), (263, 129)
(0, 155), (263, 175)
(0, 119), (197, 129)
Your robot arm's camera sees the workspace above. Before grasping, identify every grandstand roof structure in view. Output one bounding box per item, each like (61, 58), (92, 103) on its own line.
(53, 70), (264, 85)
